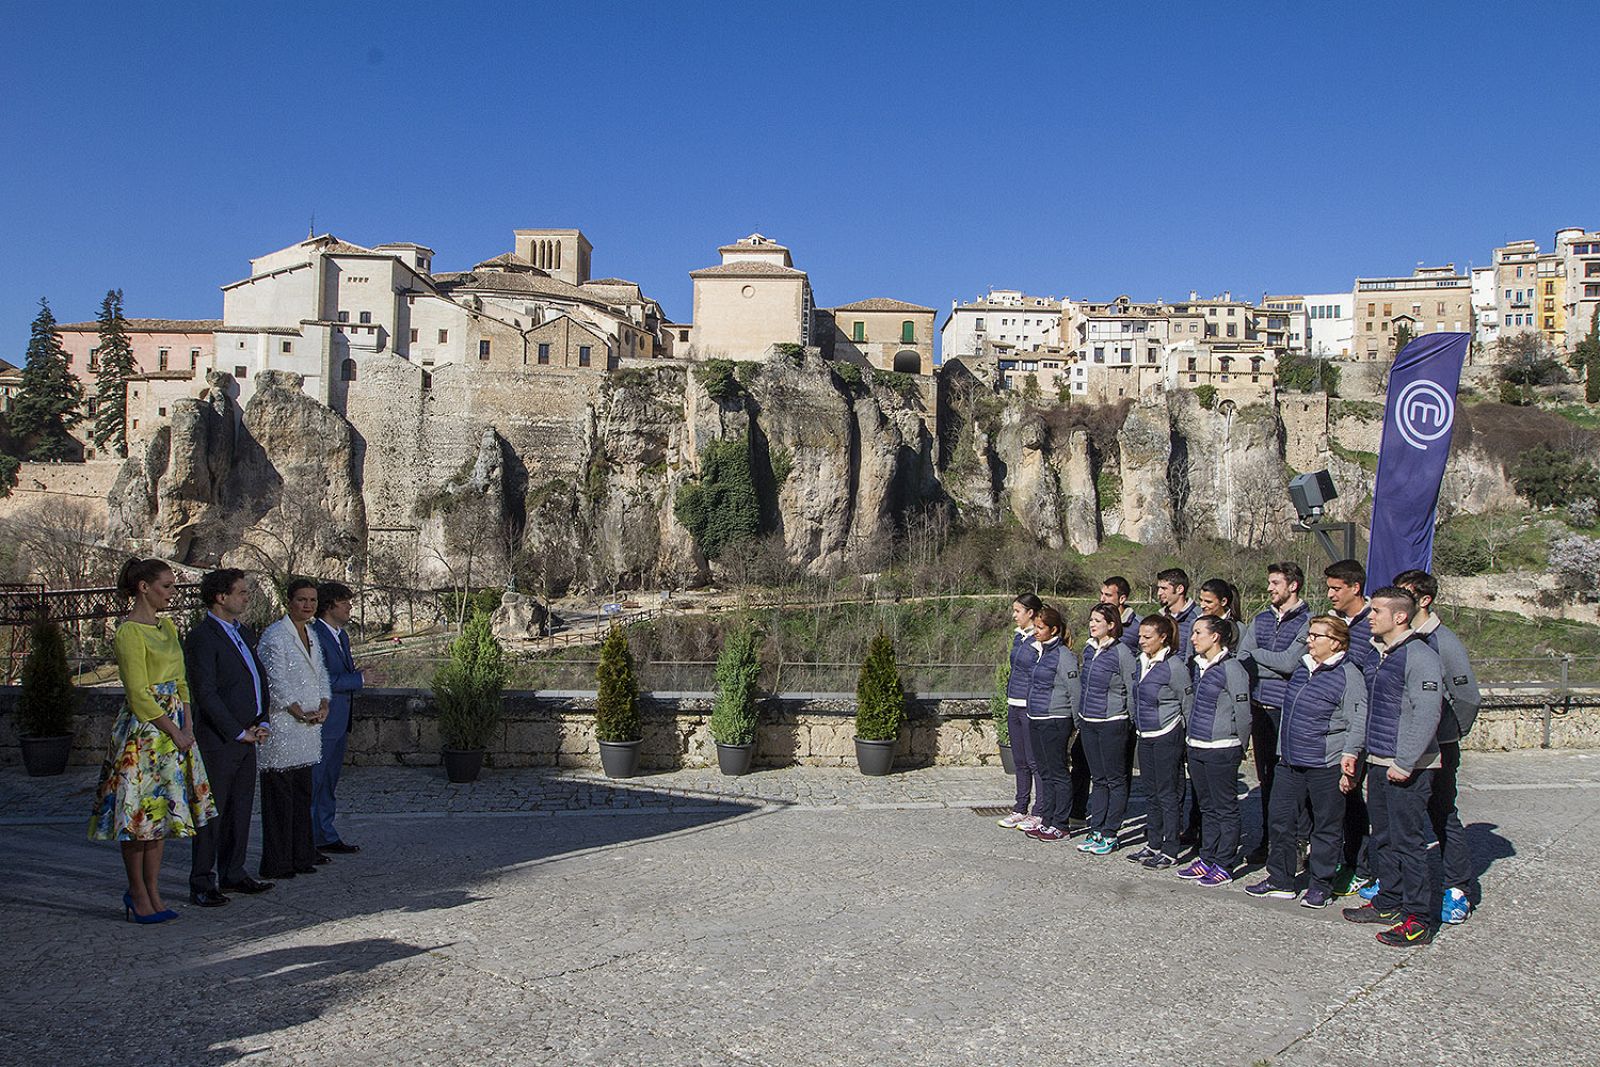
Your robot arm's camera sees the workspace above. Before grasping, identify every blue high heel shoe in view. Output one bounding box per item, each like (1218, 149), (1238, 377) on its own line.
(123, 892), (174, 924)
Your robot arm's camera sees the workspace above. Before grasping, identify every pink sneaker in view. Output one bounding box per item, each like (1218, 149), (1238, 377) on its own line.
(997, 811), (1030, 829)
(1017, 816), (1043, 832)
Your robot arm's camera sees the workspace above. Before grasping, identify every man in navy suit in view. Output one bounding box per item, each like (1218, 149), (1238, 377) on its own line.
(312, 581), (364, 853)
(186, 568), (274, 905)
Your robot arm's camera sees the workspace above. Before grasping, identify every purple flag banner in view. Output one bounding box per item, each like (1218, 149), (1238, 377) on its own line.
(1366, 332), (1471, 590)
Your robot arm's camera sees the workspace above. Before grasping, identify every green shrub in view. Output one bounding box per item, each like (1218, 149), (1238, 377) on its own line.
(831, 361), (864, 390)
(1514, 445), (1600, 508)
(989, 656), (1010, 747)
(710, 626), (762, 745)
(1277, 353), (1339, 395)
(769, 446), (794, 486)
(871, 369), (921, 403)
(18, 620), (75, 737)
(595, 624), (641, 742)
(695, 359), (742, 403)
(433, 610), (506, 751)
(0, 453), (18, 499)
(1432, 527), (1491, 576)
(673, 436), (761, 559)
(855, 631), (906, 741)
(1195, 384), (1217, 410)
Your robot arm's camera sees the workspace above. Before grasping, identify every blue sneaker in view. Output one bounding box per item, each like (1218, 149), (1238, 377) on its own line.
(1358, 879), (1381, 902)
(1440, 887), (1471, 925)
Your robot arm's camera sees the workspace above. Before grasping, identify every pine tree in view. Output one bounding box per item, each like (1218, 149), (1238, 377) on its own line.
(10, 299), (85, 460)
(1580, 307), (1600, 406)
(594, 625), (640, 742)
(91, 289), (136, 456)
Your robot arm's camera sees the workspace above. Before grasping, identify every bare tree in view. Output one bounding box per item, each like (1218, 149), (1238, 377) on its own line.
(3, 498), (116, 588)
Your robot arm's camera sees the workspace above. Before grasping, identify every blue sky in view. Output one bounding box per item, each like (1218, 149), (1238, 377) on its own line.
(2, 0), (1597, 355)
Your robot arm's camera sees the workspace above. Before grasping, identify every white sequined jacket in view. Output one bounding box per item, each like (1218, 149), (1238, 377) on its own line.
(256, 617), (332, 771)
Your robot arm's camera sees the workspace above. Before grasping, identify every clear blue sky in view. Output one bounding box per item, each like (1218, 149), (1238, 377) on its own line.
(3, 0), (1597, 355)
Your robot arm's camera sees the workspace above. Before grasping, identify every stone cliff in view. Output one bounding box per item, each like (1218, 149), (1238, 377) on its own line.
(103, 351), (1530, 592)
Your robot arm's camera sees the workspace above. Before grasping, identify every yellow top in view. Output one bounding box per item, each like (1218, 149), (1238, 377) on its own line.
(114, 618), (191, 723)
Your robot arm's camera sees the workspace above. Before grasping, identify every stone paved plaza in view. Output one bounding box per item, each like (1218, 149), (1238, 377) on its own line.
(3, 751), (1598, 1066)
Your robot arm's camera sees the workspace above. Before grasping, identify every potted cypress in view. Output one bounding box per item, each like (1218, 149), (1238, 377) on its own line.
(710, 626), (762, 775)
(17, 620), (77, 777)
(991, 658), (1015, 775)
(595, 624), (641, 778)
(433, 609), (506, 783)
(853, 631), (905, 776)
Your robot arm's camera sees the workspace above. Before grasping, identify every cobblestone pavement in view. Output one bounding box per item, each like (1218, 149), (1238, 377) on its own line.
(3, 751), (1598, 1066)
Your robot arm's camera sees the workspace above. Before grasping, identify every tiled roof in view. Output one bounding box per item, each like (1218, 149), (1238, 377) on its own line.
(585, 278), (638, 287)
(438, 270), (618, 306)
(689, 261), (807, 278)
(0, 357), (17, 372)
(56, 318), (223, 332)
(718, 233), (788, 253)
(472, 252), (543, 272)
(831, 298), (935, 313)
(216, 325), (302, 335)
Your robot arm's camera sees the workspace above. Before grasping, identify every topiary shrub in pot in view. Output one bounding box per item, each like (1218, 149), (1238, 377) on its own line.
(18, 620), (77, 777)
(594, 624), (641, 778)
(710, 625), (762, 775)
(991, 656), (1014, 775)
(433, 609), (506, 783)
(854, 631), (905, 776)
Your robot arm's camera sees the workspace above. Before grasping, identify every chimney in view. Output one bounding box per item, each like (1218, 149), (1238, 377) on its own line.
(1189, 290), (1198, 302)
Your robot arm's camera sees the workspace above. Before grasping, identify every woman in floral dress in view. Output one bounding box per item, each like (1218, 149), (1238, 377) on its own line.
(89, 558), (216, 923)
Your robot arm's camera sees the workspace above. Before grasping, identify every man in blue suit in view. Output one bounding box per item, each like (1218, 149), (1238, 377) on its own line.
(311, 581), (364, 853)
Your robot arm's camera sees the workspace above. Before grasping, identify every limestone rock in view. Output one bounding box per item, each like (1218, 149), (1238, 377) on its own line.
(490, 591), (548, 641)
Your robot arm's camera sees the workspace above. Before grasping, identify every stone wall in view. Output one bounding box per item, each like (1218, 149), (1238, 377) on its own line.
(3, 686), (1596, 771)
(0, 460), (122, 522)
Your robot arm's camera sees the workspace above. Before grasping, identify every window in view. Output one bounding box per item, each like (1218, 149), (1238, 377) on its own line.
(1093, 346), (1104, 362)
(1587, 262), (1600, 277)
(1516, 266), (1524, 278)
(578, 345), (591, 367)
(1187, 357), (1197, 371)
(338, 311), (349, 322)
(89, 347), (100, 371)
(281, 340), (292, 354)
(678, 329), (690, 342)
(409, 329), (419, 343)
(1368, 303), (1376, 316)
(1546, 317), (1556, 329)
(974, 317), (985, 330)
(359, 311), (372, 324)
(1546, 281), (1557, 295)
(158, 407), (167, 417)
(479, 339), (491, 360)
(852, 321), (865, 342)
(537, 343), (550, 364)
(1120, 348), (1132, 363)
(420, 371), (432, 389)
(341, 359), (357, 381)
(1383, 303), (1392, 316)
(1587, 285), (1600, 298)
(158, 348), (170, 370)
(901, 320), (915, 343)
(234, 365), (247, 378)
(189, 348), (199, 369)
(1188, 374), (1197, 383)
(131, 419), (138, 429)
(1226, 324), (1237, 338)
(1411, 303), (1422, 316)
(438, 329), (448, 343)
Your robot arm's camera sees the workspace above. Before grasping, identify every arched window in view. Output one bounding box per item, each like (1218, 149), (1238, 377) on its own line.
(341, 358), (357, 382)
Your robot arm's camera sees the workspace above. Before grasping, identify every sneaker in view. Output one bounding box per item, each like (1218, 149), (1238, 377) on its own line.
(1075, 832), (1104, 853)
(1125, 846), (1157, 864)
(1301, 887), (1333, 909)
(1440, 887), (1471, 925)
(1142, 853), (1177, 870)
(1176, 860), (1210, 880)
(1342, 904), (1402, 925)
(1245, 879), (1297, 900)
(1026, 825), (1067, 842)
(1376, 915), (1436, 947)
(997, 811), (1030, 829)
(1017, 816), (1043, 833)
(1358, 879), (1381, 902)
(1084, 835), (1120, 856)
(1198, 864), (1234, 886)
(1331, 868), (1370, 897)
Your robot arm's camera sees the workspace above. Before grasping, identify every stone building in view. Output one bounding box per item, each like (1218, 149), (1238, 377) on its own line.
(819, 298), (936, 374)
(1351, 265), (1472, 360)
(940, 289), (1063, 364)
(1492, 239), (1564, 349)
(0, 357), (18, 412)
(1556, 227), (1600, 350)
(54, 318), (220, 382)
(1302, 292), (1354, 357)
(686, 234), (814, 360)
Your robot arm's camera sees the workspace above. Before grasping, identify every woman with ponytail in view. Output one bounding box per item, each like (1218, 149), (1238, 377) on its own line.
(997, 594), (1046, 831)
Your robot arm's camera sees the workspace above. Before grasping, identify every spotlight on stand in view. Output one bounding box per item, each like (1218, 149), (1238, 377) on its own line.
(1288, 469), (1357, 564)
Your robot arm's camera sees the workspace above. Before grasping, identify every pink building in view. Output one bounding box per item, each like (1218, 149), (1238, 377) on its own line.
(55, 318), (221, 379)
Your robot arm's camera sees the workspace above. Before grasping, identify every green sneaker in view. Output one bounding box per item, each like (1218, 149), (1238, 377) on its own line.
(1332, 867), (1371, 897)
(1086, 834), (1119, 856)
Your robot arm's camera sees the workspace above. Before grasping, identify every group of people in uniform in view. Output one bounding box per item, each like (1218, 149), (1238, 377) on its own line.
(1000, 560), (1480, 948)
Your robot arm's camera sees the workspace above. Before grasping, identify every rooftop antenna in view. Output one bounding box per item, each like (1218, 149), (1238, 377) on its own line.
(308, 213), (316, 240)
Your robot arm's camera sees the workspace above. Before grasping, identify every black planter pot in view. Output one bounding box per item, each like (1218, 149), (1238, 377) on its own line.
(715, 741), (756, 776)
(998, 742), (1015, 776)
(19, 735), (73, 778)
(442, 748), (485, 783)
(599, 739), (642, 779)
(854, 737), (897, 777)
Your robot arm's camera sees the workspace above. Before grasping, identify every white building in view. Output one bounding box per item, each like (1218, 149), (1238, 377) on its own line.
(1301, 292), (1353, 358)
(1471, 266), (1500, 349)
(940, 289), (1062, 365)
(1557, 227), (1600, 349)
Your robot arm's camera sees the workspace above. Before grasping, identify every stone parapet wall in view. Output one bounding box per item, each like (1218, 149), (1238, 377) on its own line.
(3, 688), (1595, 770)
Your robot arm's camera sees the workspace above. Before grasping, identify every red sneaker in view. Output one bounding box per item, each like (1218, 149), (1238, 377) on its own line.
(1026, 825), (1067, 841)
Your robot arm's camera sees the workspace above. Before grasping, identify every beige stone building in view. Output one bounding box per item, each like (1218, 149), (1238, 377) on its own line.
(1556, 227), (1600, 350)
(687, 234), (814, 360)
(819, 299), (936, 374)
(1492, 239), (1564, 348)
(1351, 266), (1472, 360)
(0, 357), (19, 413)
